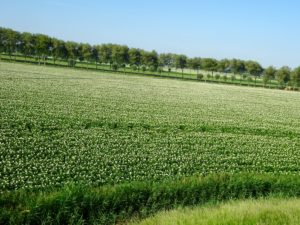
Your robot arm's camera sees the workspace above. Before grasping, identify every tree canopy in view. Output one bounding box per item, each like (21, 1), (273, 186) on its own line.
(0, 26), (299, 87)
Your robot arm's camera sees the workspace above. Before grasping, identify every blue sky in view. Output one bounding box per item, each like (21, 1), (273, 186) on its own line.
(1, 0), (300, 68)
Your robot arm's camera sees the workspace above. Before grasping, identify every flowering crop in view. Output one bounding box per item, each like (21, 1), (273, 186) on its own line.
(0, 62), (300, 191)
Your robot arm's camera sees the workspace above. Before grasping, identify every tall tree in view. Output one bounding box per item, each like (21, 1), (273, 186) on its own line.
(90, 46), (99, 68)
(217, 59), (230, 73)
(81, 43), (92, 67)
(0, 28), (7, 60)
(35, 34), (52, 65)
(276, 66), (291, 86)
(175, 54), (187, 77)
(51, 39), (68, 64)
(291, 67), (300, 87)
(201, 58), (218, 76)
(112, 45), (129, 72)
(159, 53), (174, 73)
(187, 57), (201, 74)
(20, 32), (36, 59)
(245, 60), (263, 84)
(129, 48), (142, 70)
(142, 50), (159, 71)
(98, 44), (113, 67)
(65, 41), (79, 67)
(263, 66), (276, 86)
(4, 29), (19, 60)
(230, 59), (246, 75)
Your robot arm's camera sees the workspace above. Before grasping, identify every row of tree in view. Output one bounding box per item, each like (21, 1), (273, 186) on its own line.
(0, 27), (300, 87)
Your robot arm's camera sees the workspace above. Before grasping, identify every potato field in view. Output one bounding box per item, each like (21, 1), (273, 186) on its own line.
(1, 62), (300, 191)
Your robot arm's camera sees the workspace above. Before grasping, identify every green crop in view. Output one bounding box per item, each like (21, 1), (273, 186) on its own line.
(1, 62), (300, 191)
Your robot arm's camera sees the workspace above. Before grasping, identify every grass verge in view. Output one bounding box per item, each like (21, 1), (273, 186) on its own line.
(129, 198), (300, 225)
(1, 173), (300, 225)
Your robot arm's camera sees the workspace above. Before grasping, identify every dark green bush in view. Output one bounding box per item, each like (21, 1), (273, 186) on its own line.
(131, 65), (138, 71)
(197, 73), (204, 80)
(112, 63), (118, 71)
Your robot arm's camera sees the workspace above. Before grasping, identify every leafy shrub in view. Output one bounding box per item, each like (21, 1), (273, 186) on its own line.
(215, 74), (221, 80)
(149, 66), (157, 72)
(197, 73), (204, 80)
(111, 63), (119, 71)
(131, 65), (138, 71)
(247, 76), (253, 82)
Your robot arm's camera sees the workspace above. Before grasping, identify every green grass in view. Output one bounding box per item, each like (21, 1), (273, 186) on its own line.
(1, 62), (300, 191)
(2, 173), (300, 225)
(129, 198), (300, 225)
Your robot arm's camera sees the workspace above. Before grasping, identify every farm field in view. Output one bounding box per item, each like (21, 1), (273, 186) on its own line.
(1, 61), (300, 191)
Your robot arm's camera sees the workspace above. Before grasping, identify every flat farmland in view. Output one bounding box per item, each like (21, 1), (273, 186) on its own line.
(1, 62), (300, 191)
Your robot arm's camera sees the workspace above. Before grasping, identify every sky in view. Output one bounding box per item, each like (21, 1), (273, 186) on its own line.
(1, 0), (300, 68)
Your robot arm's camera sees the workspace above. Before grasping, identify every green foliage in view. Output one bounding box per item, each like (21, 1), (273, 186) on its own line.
(1, 26), (299, 90)
(67, 58), (76, 67)
(2, 173), (300, 225)
(131, 64), (138, 71)
(141, 50), (158, 69)
(149, 65), (157, 72)
(247, 76), (253, 82)
(129, 48), (142, 67)
(159, 53), (174, 70)
(276, 66), (291, 86)
(130, 198), (300, 225)
(292, 66), (300, 87)
(174, 54), (187, 73)
(245, 60), (263, 77)
(263, 66), (277, 85)
(197, 73), (204, 80)
(201, 58), (218, 72)
(112, 62), (118, 71)
(230, 59), (246, 74)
